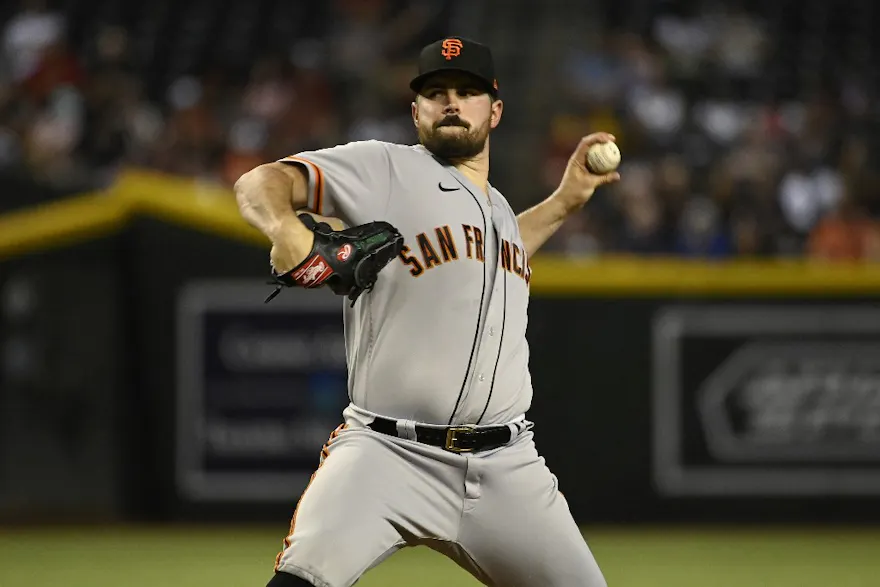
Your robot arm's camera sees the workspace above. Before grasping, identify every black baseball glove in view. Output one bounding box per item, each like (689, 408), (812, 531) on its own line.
(264, 214), (404, 306)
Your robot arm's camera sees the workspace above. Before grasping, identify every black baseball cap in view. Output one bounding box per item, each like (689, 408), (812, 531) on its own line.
(410, 36), (499, 97)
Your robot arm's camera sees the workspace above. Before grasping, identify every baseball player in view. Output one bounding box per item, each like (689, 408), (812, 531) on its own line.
(235, 36), (620, 587)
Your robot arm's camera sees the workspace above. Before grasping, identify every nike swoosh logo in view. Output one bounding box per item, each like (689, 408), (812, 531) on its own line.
(438, 183), (460, 192)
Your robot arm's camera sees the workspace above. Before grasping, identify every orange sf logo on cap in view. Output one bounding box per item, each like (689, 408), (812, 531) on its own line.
(441, 39), (463, 60)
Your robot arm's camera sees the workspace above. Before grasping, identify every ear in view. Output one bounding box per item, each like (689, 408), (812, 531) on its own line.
(490, 99), (503, 129)
(411, 99), (419, 128)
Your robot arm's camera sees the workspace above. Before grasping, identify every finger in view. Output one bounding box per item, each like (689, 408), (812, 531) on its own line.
(596, 171), (621, 185)
(297, 209), (347, 231)
(572, 132), (617, 161)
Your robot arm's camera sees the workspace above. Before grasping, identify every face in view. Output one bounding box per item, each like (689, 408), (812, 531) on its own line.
(412, 72), (503, 161)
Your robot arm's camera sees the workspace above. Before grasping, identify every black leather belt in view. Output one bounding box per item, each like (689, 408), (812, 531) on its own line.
(368, 417), (512, 453)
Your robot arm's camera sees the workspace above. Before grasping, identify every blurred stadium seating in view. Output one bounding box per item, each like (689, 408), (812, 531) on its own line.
(2, 0), (880, 259)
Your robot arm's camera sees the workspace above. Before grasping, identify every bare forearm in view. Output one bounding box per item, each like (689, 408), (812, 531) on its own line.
(235, 163), (305, 240)
(518, 132), (620, 255)
(234, 163), (314, 272)
(516, 193), (580, 257)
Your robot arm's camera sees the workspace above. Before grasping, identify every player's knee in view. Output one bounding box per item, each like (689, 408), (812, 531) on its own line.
(266, 571), (316, 587)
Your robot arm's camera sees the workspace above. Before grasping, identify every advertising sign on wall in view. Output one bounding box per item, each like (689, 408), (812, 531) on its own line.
(175, 281), (348, 502)
(652, 305), (880, 497)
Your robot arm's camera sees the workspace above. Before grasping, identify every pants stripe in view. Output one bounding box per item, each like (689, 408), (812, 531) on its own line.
(274, 423), (348, 571)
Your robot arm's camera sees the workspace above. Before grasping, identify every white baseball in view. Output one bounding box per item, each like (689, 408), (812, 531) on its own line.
(586, 141), (621, 174)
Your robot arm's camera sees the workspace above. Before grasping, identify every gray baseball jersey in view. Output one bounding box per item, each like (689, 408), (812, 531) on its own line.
(272, 141), (606, 587)
(281, 140), (533, 426)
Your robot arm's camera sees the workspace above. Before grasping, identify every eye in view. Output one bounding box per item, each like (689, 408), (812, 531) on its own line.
(458, 88), (480, 97)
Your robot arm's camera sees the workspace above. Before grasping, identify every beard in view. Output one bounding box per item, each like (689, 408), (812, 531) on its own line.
(418, 115), (490, 161)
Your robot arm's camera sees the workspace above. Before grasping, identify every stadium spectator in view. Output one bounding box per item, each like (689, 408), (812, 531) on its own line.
(808, 194), (880, 261)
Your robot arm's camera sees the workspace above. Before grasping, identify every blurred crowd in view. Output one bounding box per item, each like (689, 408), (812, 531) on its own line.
(0, 0), (446, 193)
(1, 0), (879, 260)
(542, 2), (880, 260)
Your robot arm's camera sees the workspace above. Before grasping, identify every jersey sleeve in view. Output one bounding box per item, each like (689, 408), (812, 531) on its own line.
(278, 140), (392, 226)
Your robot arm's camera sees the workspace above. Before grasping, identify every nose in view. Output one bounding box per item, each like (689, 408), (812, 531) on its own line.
(442, 92), (461, 113)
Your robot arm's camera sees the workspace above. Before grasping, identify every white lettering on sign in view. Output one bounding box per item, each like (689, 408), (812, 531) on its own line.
(698, 343), (880, 461)
(219, 328), (347, 370)
(204, 418), (332, 457)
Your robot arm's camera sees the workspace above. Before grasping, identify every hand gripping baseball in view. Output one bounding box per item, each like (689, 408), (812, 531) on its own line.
(265, 214), (404, 306)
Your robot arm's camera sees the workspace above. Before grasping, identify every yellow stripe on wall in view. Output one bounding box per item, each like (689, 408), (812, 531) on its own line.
(0, 193), (128, 260)
(0, 170), (268, 262)
(1, 168), (879, 296)
(117, 169), (268, 247)
(527, 256), (880, 296)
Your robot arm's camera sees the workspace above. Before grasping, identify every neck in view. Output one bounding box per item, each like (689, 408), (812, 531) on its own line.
(451, 144), (490, 194)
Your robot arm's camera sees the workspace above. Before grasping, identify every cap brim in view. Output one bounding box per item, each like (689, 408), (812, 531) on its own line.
(410, 68), (497, 96)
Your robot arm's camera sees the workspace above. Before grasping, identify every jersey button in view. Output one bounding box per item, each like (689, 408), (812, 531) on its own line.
(489, 327), (495, 336)
(478, 373), (485, 382)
